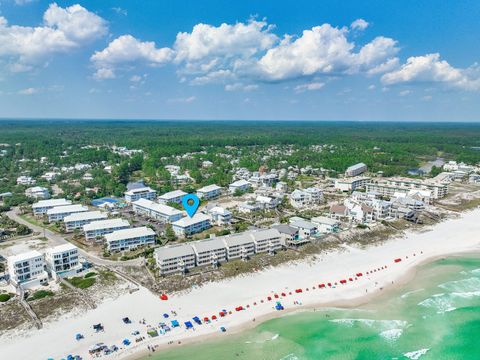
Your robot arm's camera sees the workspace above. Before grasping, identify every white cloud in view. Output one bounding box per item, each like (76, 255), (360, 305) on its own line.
(351, 19), (369, 31)
(14, 0), (37, 5)
(399, 90), (411, 96)
(167, 96), (196, 103)
(112, 7), (128, 16)
(18, 87), (38, 95)
(381, 53), (480, 90)
(224, 83), (259, 91)
(368, 84), (376, 90)
(0, 3), (107, 72)
(294, 82), (325, 92)
(91, 35), (174, 79)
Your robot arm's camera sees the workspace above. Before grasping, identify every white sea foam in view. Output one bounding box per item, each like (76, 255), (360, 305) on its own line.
(330, 318), (407, 331)
(379, 328), (403, 342)
(471, 268), (480, 275)
(403, 348), (430, 359)
(439, 277), (480, 293)
(418, 293), (456, 314)
(278, 354), (299, 360)
(401, 288), (424, 299)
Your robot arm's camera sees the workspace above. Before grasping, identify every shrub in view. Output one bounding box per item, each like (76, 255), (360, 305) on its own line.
(0, 293), (12, 302)
(28, 290), (53, 301)
(67, 276), (95, 289)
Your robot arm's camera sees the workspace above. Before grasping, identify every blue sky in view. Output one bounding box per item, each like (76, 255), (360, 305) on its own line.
(0, 0), (479, 121)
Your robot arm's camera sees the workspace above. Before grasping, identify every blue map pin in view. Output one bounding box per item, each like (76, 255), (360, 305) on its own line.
(182, 193), (200, 218)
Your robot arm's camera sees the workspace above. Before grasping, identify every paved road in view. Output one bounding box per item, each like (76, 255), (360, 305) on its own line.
(6, 209), (143, 267)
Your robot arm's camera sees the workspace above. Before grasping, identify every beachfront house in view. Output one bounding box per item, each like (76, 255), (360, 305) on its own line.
(272, 224), (299, 247)
(196, 184), (222, 200)
(207, 206), (232, 226)
(158, 190), (187, 205)
(222, 233), (255, 261)
(289, 187), (323, 208)
(105, 226), (156, 252)
(63, 211), (108, 232)
(44, 244), (82, 280)
(229, 179), (251, 194)
(192, 237), (228, 267)
(83, 218), (131, 242)
(238, 202), (263, 213)
(132, 198), (183, 223)
(7, 250), (49, 289)
(154, 244), (196, 275)
(289, 218), (318, 238)
(47, 204), (89, 222)
(311, 216), (340, 233)
(32, 198), (72, 215)
(345, 163), (368, 177)
(256, 195), (280, 209)
(25, 186), (50, 199)
(330, 204), (349, 220)
(171, 213), (211, 237)
(124, 186), (157, 203)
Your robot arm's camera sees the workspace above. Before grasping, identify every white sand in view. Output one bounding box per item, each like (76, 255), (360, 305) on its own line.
(1, 208), (479, 360)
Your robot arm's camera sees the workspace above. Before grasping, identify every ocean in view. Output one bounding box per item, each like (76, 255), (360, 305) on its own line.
(150, 256), (480, 360)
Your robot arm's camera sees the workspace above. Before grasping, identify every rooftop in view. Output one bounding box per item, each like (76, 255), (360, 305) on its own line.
(154, 244), (195, 261)
(158, 190), (187, 200)
(47, 243), (78, 254)
(47, 204), (88, 215)
(7, 250), (43, 263)
(125, 186), (156, 195)
(133, 198), (183, 216)
(197, 184), (222, 193)
(32, 198), (71, 208)
(63, 210), (107, 223)
(191, 237), (226, 253)
(104, 226), (155, 242)
(83, 218), (130, 231)
(172, 213), (210, 227)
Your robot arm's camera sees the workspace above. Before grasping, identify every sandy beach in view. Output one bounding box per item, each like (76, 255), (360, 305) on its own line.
(1, 208), (480, 360)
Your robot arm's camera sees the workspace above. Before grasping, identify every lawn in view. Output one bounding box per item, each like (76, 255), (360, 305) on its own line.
(28, 290), (54, 301)
(67, 276), (96, 289)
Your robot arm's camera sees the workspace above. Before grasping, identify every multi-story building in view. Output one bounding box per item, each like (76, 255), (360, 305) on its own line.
(366, 177), (448, 200)
(63, 211), (108, 232)
(83, 218), (130, 242)
(345, 163), (368, 177)
(7, 251), (48, 289)
(250, 228), (282, 254)
(17, 176), (36, 185)
(25, 186), (50, 199)
(47, 204), (89, 222)
(158, 190), (187, 205)
(32, 198), (72, 215)
(172, 213), (211, 237)
(222, 233), (255, 260)
(124, 186), (157, 202)
(335, 177), (371, 192)
(105, 226), (156, 252)
(44, 244), (82, 280)
(228, 179), (251, 194)
(289, 219), (318, 238)
(289, 187), (323, 208)
(196, 184), (222, 200)
(207, 206), (232, 226)
(191, 237), (228, 267)
(154, 244), (196, 275)
(311, 216), (340, 233)
(132, 198), (183, 223)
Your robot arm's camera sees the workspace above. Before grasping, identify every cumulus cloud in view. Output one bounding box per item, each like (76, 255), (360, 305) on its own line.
(381, 53), (480, 90)
(0, 3), (107, 72)
(91, 35), (174, 79)
(351, 19), (369, 31)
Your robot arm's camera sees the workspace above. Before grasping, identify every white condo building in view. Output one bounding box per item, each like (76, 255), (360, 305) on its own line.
(7, 251), (48, 289)
(124, 186), (157, 202)
(25, 186), (50, 199)
(158, 190), (187, 205)
(32, 198), (72, 215)
(105, 226), (156, 252)
(229, 179), (251, 194)
(345, 163), (368, 177)
(335, 177), (371, 192)
(222, 233), (256, 260)
(132, 198), (183, 223)
(154, 244), (196, 275)
(45, 244), (82, 280)
(196, 184), (222, 200)
(63, 211), (108, 232)
(172, 213), (211, 236)
(192, 237), (228, 267)
(366, 178), (448, 200)
(83, 218), (131, 242)
(47, 204), (89, 222)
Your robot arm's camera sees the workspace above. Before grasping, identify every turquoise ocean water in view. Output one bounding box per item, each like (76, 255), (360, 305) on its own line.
(152, 256), (480, 360)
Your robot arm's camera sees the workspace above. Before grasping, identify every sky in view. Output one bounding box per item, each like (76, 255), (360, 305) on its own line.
(0, 0), (479, 121)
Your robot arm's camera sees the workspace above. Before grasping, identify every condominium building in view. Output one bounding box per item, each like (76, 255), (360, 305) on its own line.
(63, 211), (108, 232)
(25, 186), (50, 199)
(132, 198), (183, 223)
(366, 177), (448, 200)
(45, 244), (82, 280)
(32, 198), (72, 215)
(7, 251), (48, 289)
(345, 163), (368, 177)
(83, 218), (131, 242)
(334, 177), (371, 192)
(196, 184), (222, 200)
(158, 190), (187, 205)
(105, 226), (156, 252)
(124, 186), (157, 202)
(222, 232), (255, 260)
(171, 213), (211, 237)
(47, 204), (89, 222)
(154, 244), (196, 275)
(249, 228), (282, 254)
(191, 237), (228, 267)
(228, 179), (251, 194)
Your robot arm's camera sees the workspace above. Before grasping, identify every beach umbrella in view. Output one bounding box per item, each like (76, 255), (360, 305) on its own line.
(295, 289), (302, 293)
(356, 273), (363, 277)
(394, 258), (402, 263)
(203, 317), (209, 322)
(340, 280), (347, 284)
(319, 284), (325, 288)
(212, 315), (217, 320)
(267, 296), (272, 301)
(160, 294), (168, 300)
(349, 278), (353, 282)
(163, 313), (169, 318)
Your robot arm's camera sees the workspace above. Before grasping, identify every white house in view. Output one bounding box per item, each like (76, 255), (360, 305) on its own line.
(83, 218), (130, 242)
(105, 226), (156, 252)
(196, 184), (222, 200)
(172, 213), (211, 237)
(25, 186), (50, 199)
(311, 216), (340, 233)
(289, 218), (318, 238)
(17, 176), (36, 185)
(158, 190), (187, 205)
(229, 179), (251, 194)
(124, 186), (157, 202)
(132, 198), (183, 223)
(207, 206), (232, 226)
(256, 195), (280, 209)
(44, 243), (82, 280)
(238, 202), (263, 213)
(289, 187), (323, 208)
(47, 204), (89, 222)
(41, 172), (58, 181)
(345, 162), (368, 177)
(192, 237), (228, 267)
(63, 211), (108, 232)
(154, 244), (196, 275)
(32, 198), (72, 215)
(7, 251), (48, 289)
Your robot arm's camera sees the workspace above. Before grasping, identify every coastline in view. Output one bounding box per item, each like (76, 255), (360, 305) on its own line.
(1, 208), (480, 360)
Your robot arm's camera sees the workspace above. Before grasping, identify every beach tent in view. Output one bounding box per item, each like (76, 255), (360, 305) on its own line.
(123, 339), (131, 346)
(75, 333), (83, 341)
(220, 326), (226, 332)
(122, 317), (131, 324)
(275, 303), (284, 311)
(93, 324), (104, 332)
(281, 292), (286, 296)
(193, 316), (202, 325)
(184, 321), (193, 329)
(211, 315), (217, 320)
(274, 294), (279, 298)
(267, 296), (272, 301)
(203, 317), (209, 322)
(171, 320), (179, 327)
(235, 306), (244, 311)
(349, 278), (353, 281)
(219, 311), (226, 317)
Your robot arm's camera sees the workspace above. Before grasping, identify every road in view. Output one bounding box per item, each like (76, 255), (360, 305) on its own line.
(6, 209), (143, 267)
